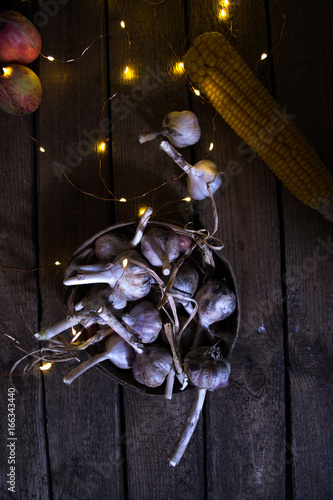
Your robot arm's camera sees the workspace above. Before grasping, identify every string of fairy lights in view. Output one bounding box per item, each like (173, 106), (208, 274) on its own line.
(2, 0), (286, 371)
(2, 0), (285, 217)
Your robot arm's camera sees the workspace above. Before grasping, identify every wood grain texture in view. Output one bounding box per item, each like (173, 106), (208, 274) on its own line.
(270, 1), (333, 497)
(0, 4), (50, 500)
(35, 1), (124, 498)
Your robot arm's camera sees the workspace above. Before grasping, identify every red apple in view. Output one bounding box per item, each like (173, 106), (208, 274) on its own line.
(0, 11), (42, 64)
(0, 64), (42, 114)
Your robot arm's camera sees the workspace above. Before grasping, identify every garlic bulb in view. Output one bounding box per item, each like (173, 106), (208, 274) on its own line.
(160, 141), (221, 200)
(105, 288), (127, 311)
(177, 233), (193, 253)
(196, 279), (236, 328)
(139, 110), (201, 148)
(95, 232), (130, 262)
(121, 301), (162, 343)
(141, 226), (180, 276)
(63, 333), (136, 385)
(171, 263), (199, 307)
(192, 279), (236, 348)
(184, 346), (230, 391)
(63, 250), (151, 302)
(186, 160), (222, 201)
(132, 345), (173, 388)
(178, 314), (196, 351)
(162, 111), (201, 148)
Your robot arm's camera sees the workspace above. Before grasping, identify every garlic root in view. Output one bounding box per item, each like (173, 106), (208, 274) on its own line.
(168, 388), (207, 466)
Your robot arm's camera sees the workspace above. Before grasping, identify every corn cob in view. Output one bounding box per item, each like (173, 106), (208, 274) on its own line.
(183, 31), (333, 221)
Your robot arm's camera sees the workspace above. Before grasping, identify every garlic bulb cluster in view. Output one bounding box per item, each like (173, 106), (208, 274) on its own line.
(34, 213), (238, 468)
(132, 345), (173, 388)
(160, 141), (222, 201)
(184, 346), (231, 391)
(139, 110), (201, 148)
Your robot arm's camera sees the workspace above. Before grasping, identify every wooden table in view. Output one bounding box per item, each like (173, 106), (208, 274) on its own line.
(1, 1), (332, 498)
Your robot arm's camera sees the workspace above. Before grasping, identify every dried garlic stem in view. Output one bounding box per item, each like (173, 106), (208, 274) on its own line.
(35, 313), (94, 341)
(160, 140), (192, 173)
(168, 388), (207, 467)
(63, 267), (117, 287)
(139, 131), (162, 143)
(165, 368), (176, 400)
(63, 352), (110, 385)
(164, 323), (182, 376)
(192, 322), (205, 349)
(130, 207), (153, 247)
(97, 307), (145, 354)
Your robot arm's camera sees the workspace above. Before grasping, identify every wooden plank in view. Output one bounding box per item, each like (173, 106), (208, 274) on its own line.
(35, 1), (125, 498)
(107, 0), (206, 496)
(270, 0), (333, 497)
(0, 2), (50, 499)
(187, 2), (286, 498)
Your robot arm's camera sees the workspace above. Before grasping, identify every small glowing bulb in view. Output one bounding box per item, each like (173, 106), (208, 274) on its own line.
(122, 258), (128, 269)
(119, 198), (127, 203)
(40, 363), (52, 371)
(193, 88), (200, 96)
(224, 0), (229, 5)
(47, 56), (55, 61)
(2, 67), (12, 76)
(39, 147), (46, 153)
(220, 8), (227, 18)
(173, 61), (185, 75)
(120, 20), (125, 28)
(261, 53), (268, 60)
(54, 261), (61, 266)
(98, 141), (106, 153)
(209, 142), (214, 151)
(183, 197), (191, 202)
(123, 66), (134, 80)
(138, 207), (147, 216)
(71, 327), (76, 336)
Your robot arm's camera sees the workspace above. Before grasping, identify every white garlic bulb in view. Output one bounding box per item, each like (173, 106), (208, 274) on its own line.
(132, 345), (173, 388)
(95, 232), (130, 262)
(63, 250), (151, 302)
(139, 110), (201, 148)
(161, 111), (201, 148)
(140, 226), (180, 276)
(186, 160), (222, 201)
(196, 279), (236, 328)
(160, 141), (222, 200)
(121, 301), (162, 343)
(63, 333), (136, 385)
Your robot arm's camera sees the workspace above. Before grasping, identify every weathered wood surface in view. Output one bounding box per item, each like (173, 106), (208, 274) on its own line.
(0, 0), (332, 499)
